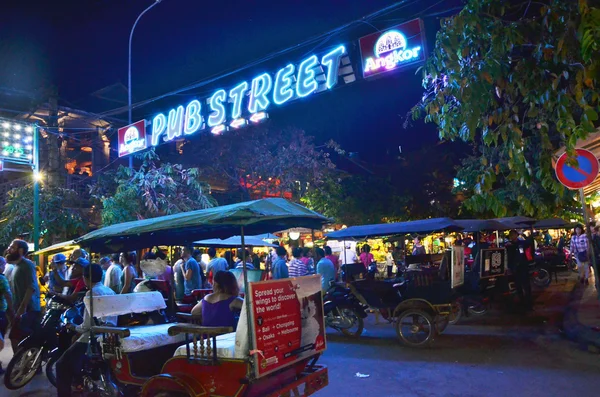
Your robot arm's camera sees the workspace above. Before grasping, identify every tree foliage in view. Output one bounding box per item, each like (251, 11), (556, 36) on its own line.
(0, 185), (87, 248)
(413, 0), (600, 217)
(302, 143), (464, 224)
(90, 151), (216, 226)
(181, 125), (336, 202)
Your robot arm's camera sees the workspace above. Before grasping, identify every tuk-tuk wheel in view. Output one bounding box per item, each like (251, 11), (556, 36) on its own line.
(448, 299), (463, 325)
(395, 309), (435, 348)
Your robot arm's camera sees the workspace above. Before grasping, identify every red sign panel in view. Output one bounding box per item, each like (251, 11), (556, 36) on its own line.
(359, 18), (427, 78)
(555, 149), (599, 189)
(117, 120), (148, 158)
(249, 275), (326, 378)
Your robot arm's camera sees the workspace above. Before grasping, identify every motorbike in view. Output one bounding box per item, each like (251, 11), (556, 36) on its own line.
(45, 302), (85, 387)
(4, 294), (84, 390)
(323, 281), (367, 337)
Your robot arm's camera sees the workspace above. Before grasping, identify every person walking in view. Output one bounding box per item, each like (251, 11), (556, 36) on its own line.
(571, 225), (591, 285)
(289, 247), (309, 278)
(0, 256), (14, 374)
(506, 230), (532, 310)
(102, 255), (123, 294)
(119, 251), (138, 294)
(206, 247), (228, 285)
(182, 246), (202, 295)
(6, 239), (41, 352)
(324, 246), (339, 280)
(271, 246), (289, 280)
(315, 247), (335, 293)
(173, 258), (185, 301)
(56, 264), (116, 397)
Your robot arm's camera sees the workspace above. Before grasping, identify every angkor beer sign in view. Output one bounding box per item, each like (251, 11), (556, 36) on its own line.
(359, 19), (426, 78)
(148, 45), (352, 147)
(117, 120), (147, 158)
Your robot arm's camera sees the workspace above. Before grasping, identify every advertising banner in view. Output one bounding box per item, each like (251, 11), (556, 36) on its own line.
(359, 18), (427, 78)
(480, 248), (506, 279)
(118, 120), (148, 157)
(249, 275), (326, 378)
(451, 246), (465, 288)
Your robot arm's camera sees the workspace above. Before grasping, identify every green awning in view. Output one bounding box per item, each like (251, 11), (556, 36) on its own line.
(76, 198), (328, 252)
(33, 240), (79, 256)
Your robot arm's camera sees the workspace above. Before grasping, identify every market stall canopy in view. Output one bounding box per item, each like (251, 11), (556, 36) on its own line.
(493, 216), (536, 229)
(194, 235), (279, 248)
(33, 240), (79, 256)
(454, 219), (512, 232)
(533, 218), (572, 229)
(75, 198), (328, 252)
(326, 218), (463, 240)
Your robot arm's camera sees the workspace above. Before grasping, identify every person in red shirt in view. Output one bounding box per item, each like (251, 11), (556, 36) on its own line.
(324, 246), (339, 280)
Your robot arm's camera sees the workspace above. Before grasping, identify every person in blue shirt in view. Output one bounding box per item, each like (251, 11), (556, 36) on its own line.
(271, 246), (289, 280)
(182, 246), (202, 295)
(315, 247), (335, 293)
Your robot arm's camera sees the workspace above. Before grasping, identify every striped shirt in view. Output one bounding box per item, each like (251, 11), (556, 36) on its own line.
(288, 258), (308, 278)
(571, 234), (589, 254)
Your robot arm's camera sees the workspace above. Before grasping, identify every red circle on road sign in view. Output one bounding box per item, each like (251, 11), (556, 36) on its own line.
(555, 149), (599, 189)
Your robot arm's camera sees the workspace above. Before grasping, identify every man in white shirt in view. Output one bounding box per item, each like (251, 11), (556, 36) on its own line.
(56, 263), (116, 397)
(340, 244), (358, 265)
(102, 255), (123, 294)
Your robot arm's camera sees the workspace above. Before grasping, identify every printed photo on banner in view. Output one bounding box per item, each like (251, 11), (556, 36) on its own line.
(451, 245), (465, 288)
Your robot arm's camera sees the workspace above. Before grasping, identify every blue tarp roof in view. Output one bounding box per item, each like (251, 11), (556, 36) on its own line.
(326, 217), (462, 239)
(454, 219), (512, 232)
(533, 218), (572, 229)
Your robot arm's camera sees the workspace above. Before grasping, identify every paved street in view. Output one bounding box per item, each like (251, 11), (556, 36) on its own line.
(1, 273), (599, 397)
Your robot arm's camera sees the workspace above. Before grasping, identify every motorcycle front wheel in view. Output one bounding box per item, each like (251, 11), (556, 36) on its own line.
(532, 268), (551, 288)
(45, 353), (58, 387)
(4, 345), (44, 390)
(338, 307), (364, 338)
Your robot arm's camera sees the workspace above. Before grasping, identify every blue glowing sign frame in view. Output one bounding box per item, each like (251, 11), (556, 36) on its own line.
(149, 44), (352, 147)
(359, 18), (427, 78)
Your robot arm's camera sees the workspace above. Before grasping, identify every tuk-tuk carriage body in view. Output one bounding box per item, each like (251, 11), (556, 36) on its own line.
(69, 198), (330, 397)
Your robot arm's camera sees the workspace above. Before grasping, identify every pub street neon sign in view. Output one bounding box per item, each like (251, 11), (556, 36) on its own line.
(150, 45), (350, 147)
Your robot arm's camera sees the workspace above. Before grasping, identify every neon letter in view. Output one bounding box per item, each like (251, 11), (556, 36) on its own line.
(208, 89), (227, 127)
(229, 81), (249, 119)
(273, 64), (295, 105)
(321, 45), (346, 89)
(151, 113), (166, 146)
(364, 58), (377, 73)
(184, 99), (203, 135)
(166, 106), (184, 141)
(248, 73), (273, 113)
(296, 55), (319, 97)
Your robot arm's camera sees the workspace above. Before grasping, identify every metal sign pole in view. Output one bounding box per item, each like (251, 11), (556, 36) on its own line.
(579, 188), (600, 298)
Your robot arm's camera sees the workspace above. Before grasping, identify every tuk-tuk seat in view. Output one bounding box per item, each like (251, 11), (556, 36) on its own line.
(90, 291), (186, 353)
(172, 297), (250, 360)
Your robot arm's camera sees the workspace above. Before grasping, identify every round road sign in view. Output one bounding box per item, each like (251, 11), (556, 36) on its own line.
(555, 149), (599, 189)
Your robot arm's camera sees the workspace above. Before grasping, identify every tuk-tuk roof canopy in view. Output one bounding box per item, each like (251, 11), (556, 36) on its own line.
(76, 198), (328, 252)
(326, 217), (462, 239)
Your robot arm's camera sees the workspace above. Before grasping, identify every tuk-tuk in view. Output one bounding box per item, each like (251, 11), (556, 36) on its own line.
(60, 198), (330, 397)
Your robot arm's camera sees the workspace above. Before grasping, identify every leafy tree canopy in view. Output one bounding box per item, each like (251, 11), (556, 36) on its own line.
(180, 125), (335, 202)
(413, 0), (600, 217)
(0, 185), (87, 248)
(302, 143), (464, 224)
(90, 151), (216, 226)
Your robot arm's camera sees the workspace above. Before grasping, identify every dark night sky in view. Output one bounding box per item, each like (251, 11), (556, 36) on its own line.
(0, 0), (463, 162)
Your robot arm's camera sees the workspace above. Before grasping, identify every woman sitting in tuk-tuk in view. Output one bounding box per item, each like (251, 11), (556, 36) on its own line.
(190, 270), (243, 328)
